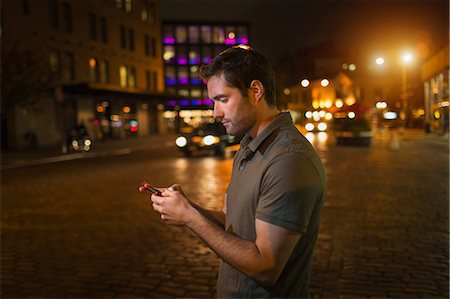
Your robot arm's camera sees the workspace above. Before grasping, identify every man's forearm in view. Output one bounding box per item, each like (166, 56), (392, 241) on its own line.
(186, 207), (274, 286)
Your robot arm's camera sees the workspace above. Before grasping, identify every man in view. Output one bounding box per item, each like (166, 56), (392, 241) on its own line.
(141, 45), (326, 298)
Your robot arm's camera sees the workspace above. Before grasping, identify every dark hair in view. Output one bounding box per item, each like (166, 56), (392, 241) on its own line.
(199, 45), (277, 107)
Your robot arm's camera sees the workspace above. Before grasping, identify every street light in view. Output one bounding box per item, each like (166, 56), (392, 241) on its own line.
(375, 57), (385, 65)
(401, 52), (414, 126)
(300, 79), (310, 88)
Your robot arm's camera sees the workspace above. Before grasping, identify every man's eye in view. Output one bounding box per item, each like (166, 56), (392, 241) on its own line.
(219, 98), (228, 103)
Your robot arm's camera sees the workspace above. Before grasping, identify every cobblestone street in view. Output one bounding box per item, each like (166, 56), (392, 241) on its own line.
(1, 130), (448, 298)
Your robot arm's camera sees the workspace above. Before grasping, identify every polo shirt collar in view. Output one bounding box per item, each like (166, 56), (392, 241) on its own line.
(241, 112), (292, 152)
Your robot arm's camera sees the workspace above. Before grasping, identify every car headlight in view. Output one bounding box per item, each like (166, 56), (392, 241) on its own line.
(176, 136), (187, 147)
(84, 139), (92, 146)
(72, 140), (79, 148)
(305, 123), (315, 132)
(203, 135), (219, 146)
(317, 122), (327, 131)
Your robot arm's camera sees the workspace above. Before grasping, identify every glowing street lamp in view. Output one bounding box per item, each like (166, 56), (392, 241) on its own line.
(375, 57), (385, 65)
(300, 79), (310, 88)
(320, 79), (329, 87)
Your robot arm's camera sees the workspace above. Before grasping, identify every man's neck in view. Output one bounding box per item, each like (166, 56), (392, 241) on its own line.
(248, 109), (280, 138)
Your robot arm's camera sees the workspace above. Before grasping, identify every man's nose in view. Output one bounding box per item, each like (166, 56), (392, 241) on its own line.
(213, 102), (224, 119)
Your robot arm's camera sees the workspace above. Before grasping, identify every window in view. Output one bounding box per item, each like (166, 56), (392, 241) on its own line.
(89, 57), (99, 82)
(125, 0), (132, 12)
(188, 46), (200, 64)
(145, 35), (156, 57)
(191, 89), (202, 98)
(119, 65), (128, 87)
(190, 65), (201, 85)
(99, 60), (109, 83)
(188, 25), (199, 44)
(201, 46), (212, 64)
(237, 26), (248, 44)
(200, 25), (212, 43)
(163, 45), (175, 63)
(100, 17), (107, 43)
(128, 67), (136, 87)
(23, 0), (29, 15)
(62, 52), (75, 81)
(142, 1), (155, 24)
(146, 70), (151, 90)
(163, 25), (175, 44)
(225, 26), (236, 45)
(175, 25), (187, 43)
(49, 49), (60, 78)
(152, 71), (158, 91)
(49, 0), (58, 29)
(119, 25), (126, 48)
(212, 26), (224, 44)
(89, 13), (97, 40)
(62, 3), (72, 33)
(128, 28), (134, 51)
(177, 46), (187, 65)
(165, 66), (176, 86)
(178, 66), (188, 85)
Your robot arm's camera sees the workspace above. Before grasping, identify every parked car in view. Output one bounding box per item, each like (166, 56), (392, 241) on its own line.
(175, 122), (237, 157)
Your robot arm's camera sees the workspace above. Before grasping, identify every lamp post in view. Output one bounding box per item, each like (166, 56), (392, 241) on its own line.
(401, 53), (413, 127)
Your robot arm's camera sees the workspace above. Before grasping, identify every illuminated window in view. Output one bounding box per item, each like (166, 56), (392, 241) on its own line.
(191, 89), (202, 98)
(200, 25), (212, 43)
(188, 25), (199, 44)
(189, 47), (200, 64)
(175, 25), (187, 43)
(178, 89), (189, 97)
(89, 57), (99, 83)
(165, 66), (176, 85)
(163, 25), (175, 44)
(225, 26), (236, 45)
(201, 46), (212, 64)
(237, 26), (248, 44)
(177, 46), (187, 65)
(163, 45), (175, 63)
(128, 67), (136, 87)
(190, 65), (201, 85)
(178, 66), (188, 85)
(212, 26), (224, 44)
(125, 0), (132, 12)
(119, 65), (128, 87)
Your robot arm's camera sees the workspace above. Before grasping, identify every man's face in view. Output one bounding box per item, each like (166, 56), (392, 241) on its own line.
(207, 75), (257, 137)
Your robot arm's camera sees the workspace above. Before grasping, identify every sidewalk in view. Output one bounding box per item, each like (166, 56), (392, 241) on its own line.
(1, 134), (178, 169)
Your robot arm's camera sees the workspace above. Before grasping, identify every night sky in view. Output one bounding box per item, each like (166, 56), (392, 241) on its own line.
(162, 0), (449, 66)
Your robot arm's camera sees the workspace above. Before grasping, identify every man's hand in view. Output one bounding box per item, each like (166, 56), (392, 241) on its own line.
(150, 184), (199, 226)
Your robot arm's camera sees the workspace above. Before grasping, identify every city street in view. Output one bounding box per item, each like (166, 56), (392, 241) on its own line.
(1, 130), (449, 298)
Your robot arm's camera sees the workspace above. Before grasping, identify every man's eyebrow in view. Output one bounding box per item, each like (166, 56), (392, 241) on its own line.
(212, 94), (226, 101)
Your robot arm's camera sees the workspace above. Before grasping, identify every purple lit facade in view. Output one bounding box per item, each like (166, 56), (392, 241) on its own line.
(163, 21), (250, 110)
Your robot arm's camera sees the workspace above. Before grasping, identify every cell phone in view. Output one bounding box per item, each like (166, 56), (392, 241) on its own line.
(141, 182), (163, 196)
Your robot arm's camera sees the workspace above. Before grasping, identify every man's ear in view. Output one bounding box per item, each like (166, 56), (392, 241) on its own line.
(249, 80), (264, 103)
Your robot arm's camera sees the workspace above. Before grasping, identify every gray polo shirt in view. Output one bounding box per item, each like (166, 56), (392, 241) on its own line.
(217, 112), (327, 298)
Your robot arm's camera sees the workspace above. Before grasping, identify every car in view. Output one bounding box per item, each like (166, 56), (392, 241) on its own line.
(175, 121), (238, 157)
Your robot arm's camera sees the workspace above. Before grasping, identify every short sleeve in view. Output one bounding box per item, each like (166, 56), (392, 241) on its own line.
(255, 153), (324, 233)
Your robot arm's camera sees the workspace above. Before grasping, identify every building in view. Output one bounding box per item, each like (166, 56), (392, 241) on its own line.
(2, 0), (173, 150)
(161, 21), (250, 131)
(422, 45), (449, 134)
(286, 72), (361, 128)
